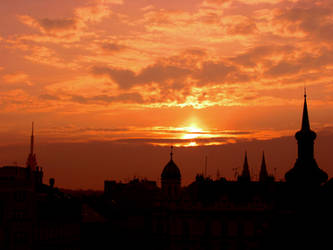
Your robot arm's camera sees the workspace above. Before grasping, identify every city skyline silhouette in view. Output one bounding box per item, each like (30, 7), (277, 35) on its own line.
(1, 0), (333, 249)
(1, 0), (333, 190)
(1, 91), (330, 250)
(1, 92), (333, 190)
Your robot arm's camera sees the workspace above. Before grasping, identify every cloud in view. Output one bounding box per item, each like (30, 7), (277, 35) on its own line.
(194, 61), (237, 84)
(92, 63), (191, 89)
(265, 61), (301, 77)
(37, 18), (77, 31)
(101, 0), (124, 4)
(232, 45), (294, 67)
(2, 73), (29, 83)
(273, 2), (333, 42)
(75, 2), (112, 24)
(39, 94), (60, 101)
(101, 42), (127, 52)
(23, 46), (79, 69)
(17, 0), (113, 38)
(92, 67), (137, 88)
(70, 93), (145, 104)
(225, 16), (258, 35)
(202, 0), (282, 7)
(113, 136), (232, 146)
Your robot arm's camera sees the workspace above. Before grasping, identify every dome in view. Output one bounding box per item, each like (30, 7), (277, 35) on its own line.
(161, 159), (181, 180)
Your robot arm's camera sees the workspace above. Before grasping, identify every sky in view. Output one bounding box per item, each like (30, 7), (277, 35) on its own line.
(0, 0), (333, 189)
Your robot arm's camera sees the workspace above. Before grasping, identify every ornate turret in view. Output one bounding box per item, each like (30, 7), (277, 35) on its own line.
(238, 151), (251, 182)
(161, 146), (181, 200)
(285, 92), (328, 185)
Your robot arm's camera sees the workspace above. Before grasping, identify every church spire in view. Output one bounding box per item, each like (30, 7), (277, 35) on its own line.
(301, 89), (310, 131)
(259, 151), (269, 182)
(238, 151), (251, 182)
(285, 92), (328, 185)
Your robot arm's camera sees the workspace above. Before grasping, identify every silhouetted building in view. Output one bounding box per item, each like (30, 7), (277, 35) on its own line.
(101, 93), (332, 250)
(285, 92), (328, 185)
(2, 93), (333, 250)
(161, 146), (181, 201)
(0, 125), (81, 250)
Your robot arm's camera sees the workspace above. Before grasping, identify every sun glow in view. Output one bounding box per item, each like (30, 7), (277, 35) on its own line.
(182, 124), (205, 140)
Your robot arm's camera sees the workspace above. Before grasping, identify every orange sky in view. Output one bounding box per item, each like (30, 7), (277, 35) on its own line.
(0, 0), (333, 189)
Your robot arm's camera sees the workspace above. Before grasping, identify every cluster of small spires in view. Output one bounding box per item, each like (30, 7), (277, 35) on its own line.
(164, 146), (275, 183)
(238, 151), (274, 182)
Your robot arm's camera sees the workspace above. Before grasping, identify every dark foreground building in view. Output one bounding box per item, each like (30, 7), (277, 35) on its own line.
(0, 124), (81, 250)
(1, 94), (333, 250)
(101, 94), (333, 250)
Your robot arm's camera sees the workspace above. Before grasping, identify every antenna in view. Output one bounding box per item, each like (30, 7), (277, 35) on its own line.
(30, 122), (34, 155)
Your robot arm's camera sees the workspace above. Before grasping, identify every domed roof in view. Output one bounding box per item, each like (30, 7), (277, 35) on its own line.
(161, 159), (181, 180)
(161, 146), (181, 180)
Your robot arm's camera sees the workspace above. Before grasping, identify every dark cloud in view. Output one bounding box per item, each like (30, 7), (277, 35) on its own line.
(39, 94), (60, 100)
(232, 45), (294, 67)
(113, 136), (236, 145)
(274, 3), (333, 42)
(92, 67), (137, 89)
(74, 127), (131, 133)
(92, 63), (191, 89)
(70, 93), (145, 104)
(101, 43), (127, 52)
(151, 129), (253, 136)
(194, 61), (237, 84)
(38, 18), (76, 31)
(264, 48), (333, 77)
(92, 93), (144, 103)
(265, 61), (301, 77)
(226, 18), (257, 35)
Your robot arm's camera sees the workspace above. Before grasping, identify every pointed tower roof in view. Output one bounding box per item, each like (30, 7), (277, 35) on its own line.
(301, 90), (310, 131)
(295, 91), (316, 141)
(259, 151), (269, 182)
(238, 151), (251, 182)
(161, 146), (181, 180)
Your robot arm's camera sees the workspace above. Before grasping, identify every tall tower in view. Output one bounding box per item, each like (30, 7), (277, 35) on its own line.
(26, 122), (43, 187)
(161, 146), (181, 200)
(285, 92), (328, 185)
(238, 151), (251, 182)
(26, 122), (37, 171)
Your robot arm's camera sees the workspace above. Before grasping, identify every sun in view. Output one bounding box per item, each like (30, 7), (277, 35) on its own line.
(182, 124), (204, 140)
